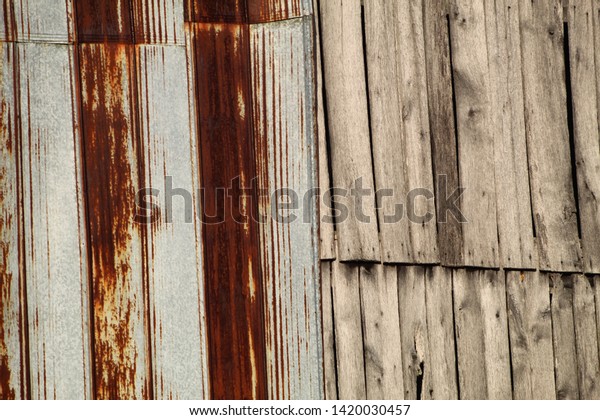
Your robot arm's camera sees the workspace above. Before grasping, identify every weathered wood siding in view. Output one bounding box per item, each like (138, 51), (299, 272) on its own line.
(317, 0), (600, 401)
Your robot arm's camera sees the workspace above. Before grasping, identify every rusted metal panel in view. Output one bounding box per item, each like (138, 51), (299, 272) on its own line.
(78, 43), (150, 400)
(0, 42), (25, 400)
(19, 42), (92, 399)
(188, 22), (267, 400)
(0, 0), (74, 43)
(184, 0), (247, 23)
(133, 0), (185, 44)
(247, 0), (311, 23)
(250, 17), (322, 399)
(76, 0), (134, 43)
(137, 44), (209, 399)
(184, 0), (311, 23)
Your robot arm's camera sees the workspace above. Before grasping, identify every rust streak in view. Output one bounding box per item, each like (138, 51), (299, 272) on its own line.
(185, 0), (306, 24)
(190, 22), (267, 400)
(78, 43), (146, 400)
(76, 0), (134, 43)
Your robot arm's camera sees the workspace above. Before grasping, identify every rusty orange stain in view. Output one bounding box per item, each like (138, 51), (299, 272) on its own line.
(76, 0), (134, 43)
(190, 22), (267, 400)
(78, 42), (149, 400)
(185, 0), (307, 24)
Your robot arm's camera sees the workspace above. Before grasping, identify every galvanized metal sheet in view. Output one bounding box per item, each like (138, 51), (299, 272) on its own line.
(0, 42), (24, 400)
(0, 0), (74, 42)
(250, 16), (322, 399)
(19, 42), (92, 399)
(78, 43), (149, 399)
(188, 22), (267, 400)
(137, 44), (209, 399)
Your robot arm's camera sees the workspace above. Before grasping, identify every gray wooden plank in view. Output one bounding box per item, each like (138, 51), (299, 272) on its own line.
(507, 271), (557, 399)
(423, 0), (464, 267)
(572, 275), (600, 399)
(520, 0), (582, 272)
(453, 269), (511, 399)
(313, 0), (335, 261)
(550, 273), (580, 399)
(19, 42), (92, 399)
(0, 42), (25, 400)
(397, 266), (431, 400)
(318, 0), (380, 262)
(567, 1), (600, 274)
(359, 264), (404, 399)
(250, 17), (323, 399)
(137, 44), (209, 399)
(331, 257), (366, 399)
(486, 0), (537, 269)
(363, 0), (438, 264)
(424, 266), (458, 399)
(448, 0), (499, 268)
(320, 261), (337, 400)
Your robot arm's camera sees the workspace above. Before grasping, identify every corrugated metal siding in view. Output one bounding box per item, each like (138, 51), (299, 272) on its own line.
(0, 0), (322, 400)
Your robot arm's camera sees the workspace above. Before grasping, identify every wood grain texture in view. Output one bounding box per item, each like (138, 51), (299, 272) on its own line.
(189, 22), (267, 400)
(313, 0), (335, 261)
(424, 267), (458, 399)
(0, 42), (25, 400)
(318, 0), (379, 262)
(364, 0), (438, 264)
(453, 269), (511, 399)
(79, 43), (149, 400)
(572, 275), (600, 399)
(137, 44), (209, 399)
(486, 0), (536, 269)
(508, 271), (556, 399)
(250, 17), (323, 399)
(448, 0), (499, 268)
(423, 0), (463, 266)
(423, 0), (464, 267)
(359, 264), (404, 399)
(520, 0), (582, 272)
(566, 1), (600, 274)
(397, 266), (431, 400)
(331, 258), (366, 399)
(19, 43), (92, 399)
(320, 262), (337, 400)
(550, 274), (579, 399)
